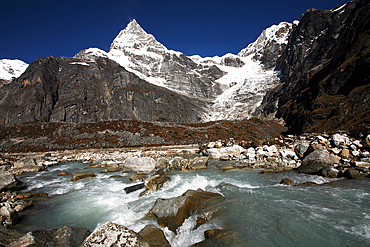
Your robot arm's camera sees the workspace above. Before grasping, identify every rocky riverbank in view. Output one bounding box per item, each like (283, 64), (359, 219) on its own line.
(1, 132), (370, 246)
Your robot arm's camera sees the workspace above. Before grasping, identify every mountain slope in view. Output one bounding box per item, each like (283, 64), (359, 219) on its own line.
(0, 56), (207, 126)
(262, 0), (370, 134)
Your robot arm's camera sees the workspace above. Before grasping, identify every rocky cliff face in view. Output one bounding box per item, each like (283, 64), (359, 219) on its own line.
(261, 0), (370, 134)
(238, 21), (296, 69)
(0, 56), (207, 126)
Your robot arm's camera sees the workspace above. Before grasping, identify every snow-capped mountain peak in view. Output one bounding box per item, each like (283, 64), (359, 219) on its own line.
(238, 21), (297, 58)
(109, 19), (167, 54)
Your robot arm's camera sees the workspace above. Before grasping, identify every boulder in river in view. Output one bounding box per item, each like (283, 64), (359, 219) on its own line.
(145, 174), (171, 192)
(8, 226), (91, 247)
(298, 150), (335, 174)
(0, 225), (22, 246)
(82, 221), (150, 247)
(193, 229), (241, 247)
(124, 183), (145, 194)
(138, 224), (170, 247)
(188, 157), (209, 170)
(0, 171), (26, 192)
(70, 171), (97, 182)
(146, 189), (224, 232)
(0, 202), (18, 226)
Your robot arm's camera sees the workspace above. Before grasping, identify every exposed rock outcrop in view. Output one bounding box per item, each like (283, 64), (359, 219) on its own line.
(81, 222), (150, 247)
(8, 226), (91, 247)
(0, 56), (207, 126)
(146, 189), (224, 232)
(262, 0), (370, 135)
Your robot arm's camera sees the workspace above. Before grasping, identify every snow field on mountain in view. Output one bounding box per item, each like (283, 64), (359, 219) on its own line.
(0, 59), (28, 81)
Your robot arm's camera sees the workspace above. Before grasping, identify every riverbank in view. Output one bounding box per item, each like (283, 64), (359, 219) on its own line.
(1, 132), (370, 246)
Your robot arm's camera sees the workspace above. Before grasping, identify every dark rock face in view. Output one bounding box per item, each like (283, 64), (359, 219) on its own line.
(263, 0), (370, 134)
(8, 226), (91, 247)
(0, 56), (207, 126)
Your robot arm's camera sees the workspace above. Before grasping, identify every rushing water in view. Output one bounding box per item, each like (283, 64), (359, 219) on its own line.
(15, 160), (370, 246)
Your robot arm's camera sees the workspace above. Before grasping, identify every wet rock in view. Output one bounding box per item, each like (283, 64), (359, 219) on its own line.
(146, 189), (224, 232)
(58, 171), (72, 176)
(0, 171), (26, 192)
(123, 157), (156, 172)
(280, 178), (294, 185)
(82, 222), (150, 247)
(13, 200), (33, 212)
(70, 171), (97, 182)
(188, 157), (208, 170)
(11, 157), (42, 175)
(321, 167), (339, 178)
(193, 229), (241, 247)
(9, 226), (91, 247)
(296, 181), (319, 186)
(0, 203), (18, 226)
(138, 224), (170, 247)
(298, 150), (335, 174)
(130, 173), (148, 182)
(0, 225), (22, 246)
(342, 168), (363, 179)
(124, 183), (145, 194)
(145, 175), (170, 192)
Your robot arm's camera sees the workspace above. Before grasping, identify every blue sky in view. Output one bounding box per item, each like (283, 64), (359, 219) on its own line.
(1, 0), (347, 63)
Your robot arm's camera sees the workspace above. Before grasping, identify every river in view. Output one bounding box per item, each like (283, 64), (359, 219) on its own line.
(15, 159), (370, 246)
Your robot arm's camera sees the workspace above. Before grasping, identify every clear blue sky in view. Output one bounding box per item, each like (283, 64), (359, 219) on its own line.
(1, 0), (347, 64)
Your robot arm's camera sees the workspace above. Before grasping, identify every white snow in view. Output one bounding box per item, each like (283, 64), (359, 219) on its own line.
(70, 62), (90, 66)
(0, 59), (28, 81)
(75, 19), (293, 121)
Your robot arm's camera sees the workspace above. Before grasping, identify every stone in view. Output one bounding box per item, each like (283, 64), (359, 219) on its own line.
(342, 168), (363, 179)
(138, 224), (170, 247)
(321, 167), (339, 178)
(145, 175), (170, 192)
(298, 150), (335, 174)
(207, 145), (245, 159)
(280, 178), (294, 185)
(124, 183), (145, 194)
(130, 173), (148, 182)
(364, 134), (370, 149)
(70, 171), (97, 182)
(123, 157), (156, 172)
(81, 222), (150, 247)
(263, 145), (278, 156)
(188, 157), (208, 170)
(9, 226), (91, 247)
(245, 147), (256, 159)
(11, 157), (42, 175)
(354, 161), (370, 168)
(146, 189), (224, 232)
(13, 200), (33, 212)
(339, 149), (350, 159)
(294, 142), (309, 160)
(0, 171), (26, 192)
(0, 203), (18, 226)
(207, 142), (216, 149)
(193, 229), (241, 247)
(58, 171), (72, 176)
(279, 149), (298, 159)
(331, 134), (350, 147)
(0, 225), (22, 246)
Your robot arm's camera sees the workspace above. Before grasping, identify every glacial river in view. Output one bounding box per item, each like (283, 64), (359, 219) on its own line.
(15, 160), (370, 246)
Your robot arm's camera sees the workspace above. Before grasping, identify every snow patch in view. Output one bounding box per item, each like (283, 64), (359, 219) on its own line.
(0, 59), (29, 81)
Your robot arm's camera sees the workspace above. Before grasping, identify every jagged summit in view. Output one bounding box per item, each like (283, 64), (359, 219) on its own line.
(109, 19), (167, 54)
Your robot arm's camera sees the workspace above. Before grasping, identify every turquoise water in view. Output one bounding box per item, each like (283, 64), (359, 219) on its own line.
(16, 160), (370, 246)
